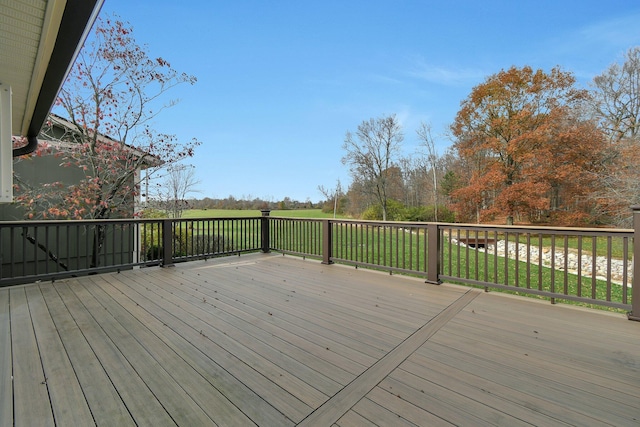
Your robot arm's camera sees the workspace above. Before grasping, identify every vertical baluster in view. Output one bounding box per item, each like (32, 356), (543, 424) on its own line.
(606, 236), (612, 302)
(550, 234), (556, 303)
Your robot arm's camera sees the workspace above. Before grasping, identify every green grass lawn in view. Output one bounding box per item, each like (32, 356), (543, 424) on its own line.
(181, 208), (346, 219)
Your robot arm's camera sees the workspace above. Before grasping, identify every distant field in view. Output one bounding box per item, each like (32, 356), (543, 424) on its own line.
(181, 209), (346, 219)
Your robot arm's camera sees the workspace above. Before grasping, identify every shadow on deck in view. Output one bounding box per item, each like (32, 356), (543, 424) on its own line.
(1, 253), (638, 426)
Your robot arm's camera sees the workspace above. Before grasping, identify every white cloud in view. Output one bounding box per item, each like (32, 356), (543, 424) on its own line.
(366, 73), (404, 85)
(406, 57), (486, 86)
(543, 11), (640, 80)
(578, 13), (640, 47)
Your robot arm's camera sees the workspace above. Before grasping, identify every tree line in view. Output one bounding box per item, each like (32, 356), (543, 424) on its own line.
(336, 48), (640, 227)
(184, 196), (317, 212)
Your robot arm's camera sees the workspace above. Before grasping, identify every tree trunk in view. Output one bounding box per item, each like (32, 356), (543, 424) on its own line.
(90, 224), (106, 268)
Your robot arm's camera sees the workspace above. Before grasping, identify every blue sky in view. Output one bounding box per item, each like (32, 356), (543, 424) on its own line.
(99, 0), (640, 203)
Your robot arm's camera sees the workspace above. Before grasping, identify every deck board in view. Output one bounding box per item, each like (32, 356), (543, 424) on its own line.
(54, 282), (177, 426)
(2, 253), (639, 426)
(38, 284), (135, 426)
(0, 289), (13, 427)
(335, 410), (380, 427)
(384, 362), (558, 426)
(24, 285), (95, 426)
(94, 272), (293, 426)
(411, 292), (640, 426)
(130, 269), (345, 397)
(96, 267), (303, 425)
(10, 287), (55, 427)
(298, 289), (480, 426)
(349, 395), (420, 426)
(112, 274), (318, 422)
(80, 275), (254, 426)
(174, 267), (394, 368)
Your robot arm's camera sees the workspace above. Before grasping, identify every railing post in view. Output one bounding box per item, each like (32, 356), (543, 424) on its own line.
(161, 219), (174, 267)
(426, 223), (441, 285)
(322, 219), (333, 265)
(629, 206), (640, 321)
(261, 209), (271, 253)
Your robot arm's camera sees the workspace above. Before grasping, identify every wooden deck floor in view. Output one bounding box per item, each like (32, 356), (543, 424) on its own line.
(1, 253), (639, 426)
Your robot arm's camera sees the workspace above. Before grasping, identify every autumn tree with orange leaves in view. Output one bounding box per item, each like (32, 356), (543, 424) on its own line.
(450, 66), (606, 225)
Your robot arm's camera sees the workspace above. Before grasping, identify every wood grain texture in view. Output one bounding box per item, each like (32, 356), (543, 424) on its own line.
(0, 290), (13, 427)
(2, 253), (638, 427)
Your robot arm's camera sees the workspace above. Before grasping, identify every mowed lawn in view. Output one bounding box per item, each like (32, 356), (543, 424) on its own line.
(181, 209), (344, 219)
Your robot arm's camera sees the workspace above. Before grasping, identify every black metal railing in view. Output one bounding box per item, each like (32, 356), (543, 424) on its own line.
(328, 220), (431, 276)
(438, 224), (633, 310)
(0, 219), (156, 286)
(265, 211), (639, 319)
(1, 208), (638, 319)
(269, 217), (324, 259)
(0, 217), (263, 286)
(166, 217), (263, 263)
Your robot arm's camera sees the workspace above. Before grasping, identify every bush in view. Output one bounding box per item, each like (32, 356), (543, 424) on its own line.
(361, 199), (405, 221)
(402, 205), (456, 222)
(139, 208), (167, 218)
(321, 196), (348, 215)
(146, 244), (163, 260)
(362, 202), (456, 222)
(143, 233), (233, 261)
(402, 206), (430, 221)
(193, 234), (233, 254)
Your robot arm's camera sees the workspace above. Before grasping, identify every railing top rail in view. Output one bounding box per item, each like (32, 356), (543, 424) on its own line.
(177, 217), (261, 221)
(0, 218), (161, 226)
(326, 218), (431, 228)
(0, 216), (268, 227)
(2, 217), (631, 237)
(269, 216), (324, 222)
(323, 218), (633, 235)
(441, 222), (633, 235)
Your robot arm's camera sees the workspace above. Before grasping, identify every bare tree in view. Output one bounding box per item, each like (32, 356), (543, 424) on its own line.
(318, 179), (343, 218)
(342, 114), (404, 221)
(154, 164), (200, 218)
(592, 46), (640, 143)
(416, 122), (440, 221)
(590, 47), (640, 226)
(398, 156), (424, 208)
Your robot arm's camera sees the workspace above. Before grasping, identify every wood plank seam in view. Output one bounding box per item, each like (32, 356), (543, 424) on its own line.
(297, 288), (481, 426)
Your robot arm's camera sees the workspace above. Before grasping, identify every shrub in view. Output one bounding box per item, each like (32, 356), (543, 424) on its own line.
(361, 199), (405, 221)
(363, 202), (456, 223)
(193, 234), (233, 254)
(143, 231), (233, 261)
(146, 244), (163, 260)
(139, 208), (167, 219)
(402, 205), (456, 222)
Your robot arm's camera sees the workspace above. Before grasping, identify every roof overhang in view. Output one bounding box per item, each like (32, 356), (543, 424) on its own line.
(43, 114), (165, 169)
(1, 0), (104, 141)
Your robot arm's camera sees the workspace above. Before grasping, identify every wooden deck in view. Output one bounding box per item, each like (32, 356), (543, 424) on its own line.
(1, 253), (639, 426)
